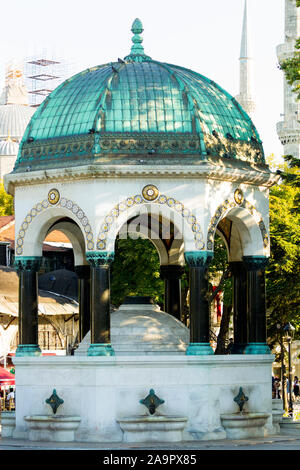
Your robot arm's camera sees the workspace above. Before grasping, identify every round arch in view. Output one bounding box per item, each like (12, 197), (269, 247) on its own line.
(96, 193), (204, 254)
(15, 197), (95, 258)
(206, 198), (269, 259)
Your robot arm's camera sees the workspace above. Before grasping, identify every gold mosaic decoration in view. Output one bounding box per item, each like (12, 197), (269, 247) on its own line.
(142, 185), (159, 201)
(234, 188), (244, 205)
(48, 189), (60, 205)
(206, 196), (269, 252)
(16, 195), (95, 256)
(96, 190), (205, 251)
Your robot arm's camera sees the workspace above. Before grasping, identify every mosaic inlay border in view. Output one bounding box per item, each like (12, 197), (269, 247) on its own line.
(15, 194), (94, 256)
(96, 190), (205, 251)
(206, 196), (269, 251)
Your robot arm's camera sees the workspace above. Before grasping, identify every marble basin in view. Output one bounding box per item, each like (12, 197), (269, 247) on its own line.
(220, 412), (270, 439)
(24, 415), (81, 442)
(1, 411), (16, 438)
(117, 415), (188, 442)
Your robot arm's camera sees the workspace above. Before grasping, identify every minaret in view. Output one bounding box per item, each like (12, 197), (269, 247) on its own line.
(236, 0), (256, 115)
(277, 0), (300, 158)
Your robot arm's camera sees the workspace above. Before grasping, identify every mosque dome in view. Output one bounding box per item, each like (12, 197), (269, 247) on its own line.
(14, 19), (264, 174)
(0, 104), (35, 142)
(0, 137), (19, 156)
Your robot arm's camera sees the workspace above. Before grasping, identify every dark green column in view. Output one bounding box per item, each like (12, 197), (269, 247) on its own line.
(86, 251), (115, 356)
(229, 261), (248, 354)
(15, 257), (42, 357)
(243, 256), (270, 354)
(74, 265), (91, 342)
(160, 265), (184, 321)
(184, 251), (214, 355)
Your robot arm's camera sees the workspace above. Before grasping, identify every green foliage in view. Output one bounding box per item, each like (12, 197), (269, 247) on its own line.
(266, 157), (300, 347)
(0, 181), (14, 215)
(110, 237), (164, 307)
(209, 234), (232, 307)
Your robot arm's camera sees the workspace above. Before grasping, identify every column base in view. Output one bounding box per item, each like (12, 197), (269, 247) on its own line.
(186, 343), (214, 356)
(244, 343), (271, 354)
(231, 343), (247, 354)
(15, 345), (42, 357)
(87, 343), (115, 357)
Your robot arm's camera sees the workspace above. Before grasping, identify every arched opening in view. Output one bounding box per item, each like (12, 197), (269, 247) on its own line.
(15, 214), (87, 357)
(110, 209), (188, 322)
(207, 207), (269, 355)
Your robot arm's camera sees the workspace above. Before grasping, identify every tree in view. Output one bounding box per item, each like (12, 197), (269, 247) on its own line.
(266, 158), (300, 347)
(0, 181), (14, 216)
(111, 237), (164, 307)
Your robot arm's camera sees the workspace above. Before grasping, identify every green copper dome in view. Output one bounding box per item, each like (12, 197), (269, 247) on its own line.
(14, 19), (264, 173)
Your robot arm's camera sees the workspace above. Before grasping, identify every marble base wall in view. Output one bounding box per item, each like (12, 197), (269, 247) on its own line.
(11, 355), (274, 442)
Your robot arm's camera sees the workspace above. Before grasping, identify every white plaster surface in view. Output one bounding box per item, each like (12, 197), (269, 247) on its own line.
(13, 176), (270, 259)
(11, 354), (274, 443)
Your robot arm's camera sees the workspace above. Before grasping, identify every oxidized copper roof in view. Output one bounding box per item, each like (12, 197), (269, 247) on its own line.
(14, 19), (264, 173)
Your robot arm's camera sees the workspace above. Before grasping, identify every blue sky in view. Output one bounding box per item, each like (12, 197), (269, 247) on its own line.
(0, 0), (285, 159)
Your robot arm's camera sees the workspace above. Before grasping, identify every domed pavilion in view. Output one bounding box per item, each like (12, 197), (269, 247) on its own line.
(3, 19), (279, 443)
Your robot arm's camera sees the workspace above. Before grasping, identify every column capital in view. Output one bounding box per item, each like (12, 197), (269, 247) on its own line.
(14, 256), (42, 272)
(184, 251), (214, 268)
(86, 251), (114, 267)
(160, 264), (185, 280)
(243, 256), (269, 271)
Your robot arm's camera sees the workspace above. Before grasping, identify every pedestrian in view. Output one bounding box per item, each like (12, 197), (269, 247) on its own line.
(6, 387), (14, 408)
(293, 376), (300, 400)
(274, 377), (281, 399)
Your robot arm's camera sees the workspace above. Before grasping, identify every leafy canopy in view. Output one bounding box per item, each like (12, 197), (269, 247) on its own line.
(0, 181), (14, 216)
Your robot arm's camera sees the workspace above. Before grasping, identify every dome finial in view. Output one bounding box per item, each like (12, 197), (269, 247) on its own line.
(124, 18), (152, 63)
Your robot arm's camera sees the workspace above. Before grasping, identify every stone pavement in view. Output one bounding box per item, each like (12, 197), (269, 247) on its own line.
(1, 434), (300, 451)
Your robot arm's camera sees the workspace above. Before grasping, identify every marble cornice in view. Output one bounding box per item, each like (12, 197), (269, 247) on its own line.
(4, 161), (280, 195)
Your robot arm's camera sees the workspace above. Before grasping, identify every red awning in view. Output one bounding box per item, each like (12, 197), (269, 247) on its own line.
(8, 353), (56, 356)
(0, 367), (15, 385)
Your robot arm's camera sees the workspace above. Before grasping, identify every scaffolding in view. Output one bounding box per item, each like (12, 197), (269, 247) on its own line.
(24, 53), (73, 108)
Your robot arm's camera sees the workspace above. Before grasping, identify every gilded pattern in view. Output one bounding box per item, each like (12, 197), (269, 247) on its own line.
(206, 193), (269, 251)
(96, 188), (205, 251)
(16, 193), (94, 256)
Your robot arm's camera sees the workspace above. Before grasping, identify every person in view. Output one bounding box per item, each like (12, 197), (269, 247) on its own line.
(6, 387), (14, 408)
(293, 376), (300, 400)
(274, 377), (281, 399)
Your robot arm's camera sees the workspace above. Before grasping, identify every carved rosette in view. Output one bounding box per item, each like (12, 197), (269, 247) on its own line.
(99, 132), (201, 154)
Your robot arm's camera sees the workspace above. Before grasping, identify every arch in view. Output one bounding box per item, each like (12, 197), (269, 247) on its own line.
(96, 191), (205, 254)
(206, 197), (269, 258)
(46, 221), (87, 266)
(15, 193), (95, 257)
(118, 216), (185, 266)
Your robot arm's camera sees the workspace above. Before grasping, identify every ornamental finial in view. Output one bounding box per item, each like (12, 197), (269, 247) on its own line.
(124, 18), (152, 63)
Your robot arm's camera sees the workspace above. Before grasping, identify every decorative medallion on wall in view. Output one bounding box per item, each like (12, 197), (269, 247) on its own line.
(48, 189), (60, 205)
(96, 187), (204, 251)
(234, 188), (244, 205)
(206, 196), (269, 252)
(142, 184), (159, 201)
(15, 194), (94, 256)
